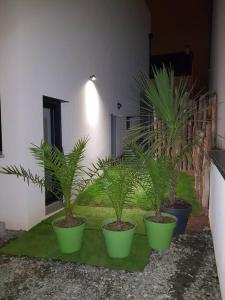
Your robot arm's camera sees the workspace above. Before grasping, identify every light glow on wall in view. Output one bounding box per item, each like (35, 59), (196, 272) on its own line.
(85, 80), (100, 127)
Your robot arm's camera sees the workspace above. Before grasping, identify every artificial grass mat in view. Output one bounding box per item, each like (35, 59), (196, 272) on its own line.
(77, 172), (201, 215)
(0, 206), (151, 272)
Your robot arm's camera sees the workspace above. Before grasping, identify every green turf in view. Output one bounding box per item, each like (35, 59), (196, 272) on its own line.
(0, 206), (150, 272)
(44, 206), (148, 234)
(77, 172), (201, 214)
(176, 172), (201, 214)
(0, 172), (199, 271)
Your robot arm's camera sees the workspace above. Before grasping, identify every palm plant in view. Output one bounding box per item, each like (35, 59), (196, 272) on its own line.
(124, 144), (172, 219)
(92, 159), (135, 230)
(0, 138), (88, 226)
(128, 65), (206, 206)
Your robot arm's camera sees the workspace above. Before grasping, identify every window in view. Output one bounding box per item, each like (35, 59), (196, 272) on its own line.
(43, 96), (63, 151)
(150, 51), (193, 78)
(43, 95), (67, 208)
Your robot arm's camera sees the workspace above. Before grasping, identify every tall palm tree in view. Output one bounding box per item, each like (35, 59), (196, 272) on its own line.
(128, 65), (206, 205)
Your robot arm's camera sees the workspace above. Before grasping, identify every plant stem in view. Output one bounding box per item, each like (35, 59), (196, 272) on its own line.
(65, 197), (74, 226)
(116, 219), (123, 231)
(155, 209), (161, 217)
(65, 210), (74, 226)
(155, 207), (164, 223)
(170, 172), (177, 205)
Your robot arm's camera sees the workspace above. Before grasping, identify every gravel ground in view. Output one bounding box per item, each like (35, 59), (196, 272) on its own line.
(0, 229), (221, 300)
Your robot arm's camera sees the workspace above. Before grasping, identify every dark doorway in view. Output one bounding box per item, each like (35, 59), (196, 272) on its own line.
(43, 96), (63, 208)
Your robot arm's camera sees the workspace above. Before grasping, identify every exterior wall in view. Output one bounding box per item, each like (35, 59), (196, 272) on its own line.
(0, 0), (150, 229)
(209, 164), (225, 299)
(209, 0), (225, 298)
(210, 0), (225, 147)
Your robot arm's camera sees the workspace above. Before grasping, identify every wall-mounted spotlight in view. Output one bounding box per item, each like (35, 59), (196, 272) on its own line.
(89, 75), (96, 81)
(117, 102), (122, 109)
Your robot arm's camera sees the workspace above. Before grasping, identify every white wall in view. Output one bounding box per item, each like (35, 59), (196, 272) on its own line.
(0, 0), (150, 229)
(209, 164), (225, 299)
(210, 0), (225, 148)
(210, 0), (225, 298)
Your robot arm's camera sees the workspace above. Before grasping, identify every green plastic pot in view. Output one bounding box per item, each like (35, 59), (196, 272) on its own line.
(52, 215), (86, 254)
(144, 213), (177, 251)
(102, 218), (136, 258)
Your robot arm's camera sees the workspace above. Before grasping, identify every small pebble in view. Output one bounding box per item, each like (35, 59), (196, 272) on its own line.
(0, 230), (221, 299)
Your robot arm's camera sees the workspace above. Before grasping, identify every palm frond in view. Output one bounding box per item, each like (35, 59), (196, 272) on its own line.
(0, 165), (45, 190)
(124, 143), (172, 214)
(90, 159), (135, 221)
(127, 66), (209, 204)
(0, 138), (89, 219)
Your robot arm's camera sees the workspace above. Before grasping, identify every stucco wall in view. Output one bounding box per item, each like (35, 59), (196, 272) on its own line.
(210, 0), (225, 147)
(209, 164), (225, 299)
(209, 0), (225, 298)
(0, 0), (150, 229)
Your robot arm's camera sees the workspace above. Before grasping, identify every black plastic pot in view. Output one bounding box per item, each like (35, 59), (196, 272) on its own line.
(161, 200), (192, 235)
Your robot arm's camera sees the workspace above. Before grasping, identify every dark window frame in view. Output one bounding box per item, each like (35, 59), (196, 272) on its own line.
(43, 95), (67, 151)
(43, 95), (68, 207)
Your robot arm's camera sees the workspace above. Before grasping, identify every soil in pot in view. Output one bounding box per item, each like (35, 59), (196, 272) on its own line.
(103, 221), (134, 231)
(102, 218), (136, 258)
(146, 215), (175, 224)
(164, 198), (191, 209)
(144, 213), (177, 251)
(161, 199), (192, 235)
(54, 216), (85, 228)
(53, 216), (86, 254)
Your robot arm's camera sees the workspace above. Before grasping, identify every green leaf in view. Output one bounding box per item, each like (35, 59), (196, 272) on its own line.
(0, 138), (89, 220)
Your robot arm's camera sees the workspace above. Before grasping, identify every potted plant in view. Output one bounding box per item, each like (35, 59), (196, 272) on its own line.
(125, 144), (177, 250)
(0, 138), (88, 253)
(91, 159), (136, 258)
(129, 66), (207, 234)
